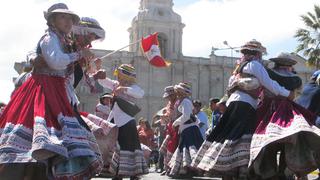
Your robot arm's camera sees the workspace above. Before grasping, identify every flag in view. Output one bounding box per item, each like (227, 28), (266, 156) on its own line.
(141, 32), (171, 67)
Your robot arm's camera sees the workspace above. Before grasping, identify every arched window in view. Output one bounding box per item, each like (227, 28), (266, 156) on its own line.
(158, 33), (168, 58)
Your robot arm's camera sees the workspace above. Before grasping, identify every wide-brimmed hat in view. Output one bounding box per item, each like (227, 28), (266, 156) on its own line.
(269, 52), (298, 66)
(44, 3), (80, 24)
(217, 95), (228, 105)
(174, 82), (192, 96)
(311, 70), (320, 80)
(156, 108), (167, 116)
(100, 93), (113, 99)
(163, 85), (175, 98)
(240, 39), (267, 54)
(72, 17), (105, 40)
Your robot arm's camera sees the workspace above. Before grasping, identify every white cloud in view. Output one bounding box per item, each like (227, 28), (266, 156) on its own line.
(0, 0), (318, 103)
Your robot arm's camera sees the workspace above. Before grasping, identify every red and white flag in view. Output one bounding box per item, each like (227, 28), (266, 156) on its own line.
(141, 32), (171, 67)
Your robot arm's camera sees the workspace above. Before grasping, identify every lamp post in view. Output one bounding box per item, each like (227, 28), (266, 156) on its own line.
(223, 40), (235, 59)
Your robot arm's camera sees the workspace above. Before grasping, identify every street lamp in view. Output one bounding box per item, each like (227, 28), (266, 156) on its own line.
(223, 40), (235, 59)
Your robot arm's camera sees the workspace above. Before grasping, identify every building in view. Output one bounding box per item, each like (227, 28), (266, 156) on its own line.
(77, 0), (239, 120)
(14, 0), (316, 121)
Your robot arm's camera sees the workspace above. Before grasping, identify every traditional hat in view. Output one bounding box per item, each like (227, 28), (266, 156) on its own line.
(162, 85), (175, 98)
(174, 82), (192, 95)
(269, 52), (298, 66)
(311, 70), (320, 80)
(44, 3), (80, 24)
(156, 108), (167, 116)
(72, 17), (105, 40)
(240, 39), (267, 54)
(217, 95), (228, 105)
(100, 92), (113, 99)
(114, 64), (136, 82)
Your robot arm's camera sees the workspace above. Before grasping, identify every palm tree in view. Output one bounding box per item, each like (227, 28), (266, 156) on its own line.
(294, 5), (320, 68)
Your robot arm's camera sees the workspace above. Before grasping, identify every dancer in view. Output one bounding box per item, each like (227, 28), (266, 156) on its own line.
(98, 64), (148, 180)
(168, 82), (204, 177)
(158, 85), (179, 175)
(0, 3), (102, 179)
(249, 52), (320, 179)
(192, 40), (294, 179)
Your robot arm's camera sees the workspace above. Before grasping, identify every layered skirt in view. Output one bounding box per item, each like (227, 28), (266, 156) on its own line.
(169, 125), (204, 175)
(109, 120), (148, 177)
(192, 101), (256, 178)
(80, 112), (118, 172)
(249, 98), (320, 178)
(0, 74), (103, 179)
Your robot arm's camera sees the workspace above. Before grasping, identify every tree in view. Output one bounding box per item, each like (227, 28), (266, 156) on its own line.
(294, 5), (320, 68)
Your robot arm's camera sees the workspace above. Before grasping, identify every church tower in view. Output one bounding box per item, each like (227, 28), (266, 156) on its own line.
(128, 0), (185, 59)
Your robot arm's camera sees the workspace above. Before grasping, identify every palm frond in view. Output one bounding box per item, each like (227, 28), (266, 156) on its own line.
(301, 15), (316, 28)
(314, 5), (320, 20)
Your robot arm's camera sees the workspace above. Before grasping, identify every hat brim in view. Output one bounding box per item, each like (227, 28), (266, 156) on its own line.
(156, 108), (166, 116)
(174, 85), (191, 95)
(240, 47), (266, 54)
(101, 95), (113, 99)
(45, 9), (80, 24)
(269, 57), (297, 66)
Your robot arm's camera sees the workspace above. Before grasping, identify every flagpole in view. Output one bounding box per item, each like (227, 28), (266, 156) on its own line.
(98, 39), (142, 60)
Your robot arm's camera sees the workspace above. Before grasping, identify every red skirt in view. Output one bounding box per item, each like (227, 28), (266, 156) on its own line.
(249, 97), (320, 178)
(0, 74), (102, 179)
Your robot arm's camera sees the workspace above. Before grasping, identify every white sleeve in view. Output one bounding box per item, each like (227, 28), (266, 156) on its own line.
(175, 99), (193, 125)
(243, 61), (290, 97)
(40, 33), (79, 70)
(126, 85), (145, 99)
(97, 78), (118, 90)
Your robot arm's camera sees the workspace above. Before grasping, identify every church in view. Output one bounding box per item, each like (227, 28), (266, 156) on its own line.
(14, 0), (316, 121)
(77, 0), (240, 120)
(76, 0), (315, 120)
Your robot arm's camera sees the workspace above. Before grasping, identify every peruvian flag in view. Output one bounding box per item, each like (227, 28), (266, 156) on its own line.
(141, 32), (171, 67)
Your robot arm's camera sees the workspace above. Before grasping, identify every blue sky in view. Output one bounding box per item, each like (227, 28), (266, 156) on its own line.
(0, 0), (319, 103)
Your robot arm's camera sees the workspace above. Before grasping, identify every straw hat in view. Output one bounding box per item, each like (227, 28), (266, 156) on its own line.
(72, 17), (105, 40)
(44, 3), (80, 24)
(240, 39), (267, 54)
(174, 82), (192, 96)
(162, 85), (175, 98)
(269, 52), (298, 66)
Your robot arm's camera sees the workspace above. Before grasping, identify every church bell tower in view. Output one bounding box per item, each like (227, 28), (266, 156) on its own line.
(128, 0), (185, 59)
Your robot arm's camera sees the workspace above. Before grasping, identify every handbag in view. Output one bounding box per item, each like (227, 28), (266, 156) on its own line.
(113, 96), (141, 116)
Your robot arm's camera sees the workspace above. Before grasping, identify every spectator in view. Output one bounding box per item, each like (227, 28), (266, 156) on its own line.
(137, 117), (156, 149)
(217, 95), (228, 115)
(0, 102), (6, 116)
(193, 100), (208, 139)
(210, 98), (221, 128)
(95, 92), (112, 119)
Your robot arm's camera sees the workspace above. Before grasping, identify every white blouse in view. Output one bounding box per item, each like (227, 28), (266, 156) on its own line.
(227, 60), (290, 109)
(98, 78), (144, 127)
(172, 98), (198, 133)
(39, 31), (80, 105)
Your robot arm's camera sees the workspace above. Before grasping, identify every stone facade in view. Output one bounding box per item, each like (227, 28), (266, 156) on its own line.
(13, 0), (316, 121)
(75, 0), (316, 121)
(76, 49), (237, 120)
